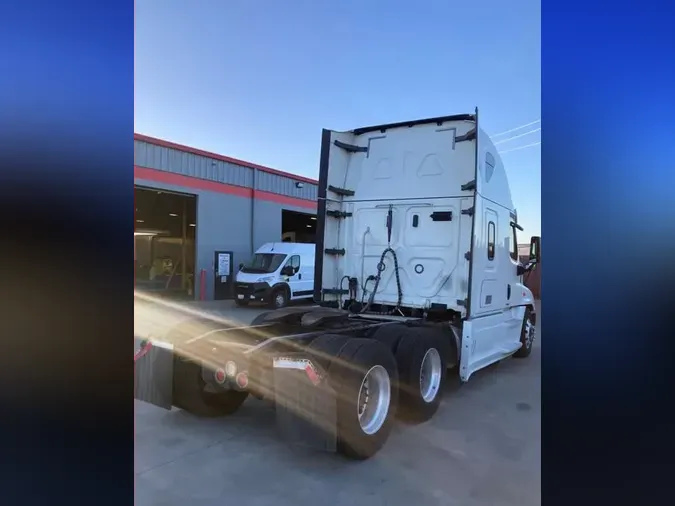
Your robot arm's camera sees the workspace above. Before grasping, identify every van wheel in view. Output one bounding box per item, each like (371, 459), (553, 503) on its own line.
(269, 287), (288, 309)
(394, 329), (448, 423)
(514, 307), (536, 358)
(329, 338), (399, 460)
(172, 358), (248, 417)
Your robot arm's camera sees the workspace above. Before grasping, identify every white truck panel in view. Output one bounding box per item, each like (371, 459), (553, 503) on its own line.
(319, 118), (478, 313)
(325, 121), (476, 201)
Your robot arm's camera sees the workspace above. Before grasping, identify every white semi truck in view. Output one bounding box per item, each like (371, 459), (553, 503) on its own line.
(134, 110), (540, 460)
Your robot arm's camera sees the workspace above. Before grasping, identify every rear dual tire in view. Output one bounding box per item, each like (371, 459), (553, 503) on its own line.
(308, 335), (399, 460)
(371, 324), (450, 423)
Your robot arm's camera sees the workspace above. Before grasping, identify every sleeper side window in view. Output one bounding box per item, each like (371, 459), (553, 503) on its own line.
(485, 152), (495, 182)
(487, 221), (496, 260)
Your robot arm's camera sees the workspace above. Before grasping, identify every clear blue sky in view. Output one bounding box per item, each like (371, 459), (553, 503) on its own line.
(135, 0), (540, 236)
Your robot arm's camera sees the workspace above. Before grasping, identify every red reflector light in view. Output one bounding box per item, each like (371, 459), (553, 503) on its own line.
(134, 341), (153, 363)
(304, 364), (320, 385)
(214, 369), (226, 384)
(235, 372), (249, 389)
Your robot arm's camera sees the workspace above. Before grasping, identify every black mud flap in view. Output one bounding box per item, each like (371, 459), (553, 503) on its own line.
(134, 340), (175, 410)
(273, 353), (337, 453)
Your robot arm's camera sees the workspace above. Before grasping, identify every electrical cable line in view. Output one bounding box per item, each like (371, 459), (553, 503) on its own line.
(494, 127), (541, 145)
(492, 119), (540, 137)
(499, 141), (541, 154)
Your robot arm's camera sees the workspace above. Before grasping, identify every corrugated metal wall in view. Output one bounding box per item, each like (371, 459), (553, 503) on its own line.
(134, 137), (318, 301)
(255, 169), (317, 200)
(134, 139), (318, 200)
(135, 176), (316, 301)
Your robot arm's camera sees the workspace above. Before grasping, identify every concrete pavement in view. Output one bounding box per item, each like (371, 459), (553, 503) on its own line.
(134, 299), (541, 506)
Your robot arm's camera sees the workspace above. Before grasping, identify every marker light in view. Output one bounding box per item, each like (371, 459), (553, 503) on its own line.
(225, 361), (237, 377)
(214, 369), (226, 384)
(235, 372), (249, 389)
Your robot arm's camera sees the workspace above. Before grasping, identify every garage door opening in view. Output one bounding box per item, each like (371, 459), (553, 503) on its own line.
(134, 186), (197, 299)
(281, 209), (316, 243)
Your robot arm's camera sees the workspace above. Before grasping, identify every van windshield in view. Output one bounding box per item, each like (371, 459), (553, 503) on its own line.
(241, 253), (287, 274)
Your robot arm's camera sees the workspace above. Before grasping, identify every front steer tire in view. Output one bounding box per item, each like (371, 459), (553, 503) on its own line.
(513, 306), (536, 358)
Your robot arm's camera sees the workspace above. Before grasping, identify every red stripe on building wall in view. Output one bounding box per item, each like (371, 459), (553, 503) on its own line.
(134, 133), (319, 185)
(134, 166), (317, 211)
(254, 189), (317, 210)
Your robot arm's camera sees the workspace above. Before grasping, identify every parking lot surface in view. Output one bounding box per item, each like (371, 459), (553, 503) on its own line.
(135, 299), (541, 506)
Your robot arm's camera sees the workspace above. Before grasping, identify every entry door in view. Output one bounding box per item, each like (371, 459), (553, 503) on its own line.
(283, 255), (301, 298)
(469, 206), (507, 316)
(461, 205), (521, 379)
(213, 250), (234, 300)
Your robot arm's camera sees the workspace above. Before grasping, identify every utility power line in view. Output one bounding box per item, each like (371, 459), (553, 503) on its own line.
(494, 127), (541, 145)
(492, 119), (541, 137)
(499, 141), (541, 154)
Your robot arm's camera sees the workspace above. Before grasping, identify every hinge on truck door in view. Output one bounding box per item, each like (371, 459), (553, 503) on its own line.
(324, 248), (346, 256)
(333, 139), (368, 154)
(461, 207), (474, 217)
(326, 210), (353, 219)
(455, 128), (477, 143)
(328, 185), (355, 197)
(460, 179), (476, 192)
(457, 298), (468, 308)
(464, 251), (471, 261)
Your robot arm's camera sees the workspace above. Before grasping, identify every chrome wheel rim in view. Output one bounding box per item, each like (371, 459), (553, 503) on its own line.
(275, 293), (286, 308)
(524, 319), (535, 348)
(419, 348), (442, 403)
(357, 365), (391, 435)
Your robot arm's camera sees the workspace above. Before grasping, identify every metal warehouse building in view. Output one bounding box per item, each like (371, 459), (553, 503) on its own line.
(134, 133), (318, 301)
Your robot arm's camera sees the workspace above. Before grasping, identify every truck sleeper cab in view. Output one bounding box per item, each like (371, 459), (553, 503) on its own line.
(134, 110), (540, 461)
(235, 242), (315, 309)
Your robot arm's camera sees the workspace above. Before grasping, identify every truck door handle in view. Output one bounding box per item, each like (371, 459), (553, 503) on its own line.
(507, 284), (511, 299)
(298, 273), (302, 280)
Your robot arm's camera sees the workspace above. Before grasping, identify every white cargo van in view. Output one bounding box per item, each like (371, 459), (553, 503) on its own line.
(234, 242), (315, 308)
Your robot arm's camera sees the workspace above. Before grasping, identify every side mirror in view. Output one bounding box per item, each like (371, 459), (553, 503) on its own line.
(281, 265), (294, 276)
(238, 263), (244, 271)
(529, 236), (541, 264)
